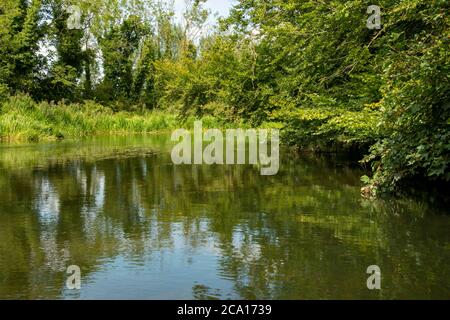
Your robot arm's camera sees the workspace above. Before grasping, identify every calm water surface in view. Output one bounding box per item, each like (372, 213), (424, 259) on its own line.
(0, 135), (449, 299)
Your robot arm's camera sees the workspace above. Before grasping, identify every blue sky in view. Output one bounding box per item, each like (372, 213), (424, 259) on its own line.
(203, 0), (236, 17)
(174, 0), (236, 21)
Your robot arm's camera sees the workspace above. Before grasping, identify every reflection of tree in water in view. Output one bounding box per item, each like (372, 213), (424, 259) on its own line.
(0, 136), (449, 299)
(192, 284), (222, 300)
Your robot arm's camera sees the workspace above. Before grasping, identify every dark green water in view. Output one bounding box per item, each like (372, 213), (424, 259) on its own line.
(0, 135), (449, 300)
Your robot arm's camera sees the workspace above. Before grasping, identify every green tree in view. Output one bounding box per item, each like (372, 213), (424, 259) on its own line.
(43, 0), (85, 101)
(0, 0), (44, 96)
(98, 15), (152, 107)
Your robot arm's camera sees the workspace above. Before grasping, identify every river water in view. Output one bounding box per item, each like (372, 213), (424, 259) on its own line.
(0, 134), (449, 299)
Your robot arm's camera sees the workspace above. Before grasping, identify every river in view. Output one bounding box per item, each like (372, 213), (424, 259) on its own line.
(0, 134), (449, 299)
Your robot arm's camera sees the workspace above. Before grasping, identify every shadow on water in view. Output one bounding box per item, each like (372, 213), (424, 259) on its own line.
(0, 135), (449, 299)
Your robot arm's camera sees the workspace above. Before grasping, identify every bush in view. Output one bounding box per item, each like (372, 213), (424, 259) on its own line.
(273, 106), (381, 152)
(362, 0), (450, 195)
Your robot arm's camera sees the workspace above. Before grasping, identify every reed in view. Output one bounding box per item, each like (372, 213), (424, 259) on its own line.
(0, 95), (228, 142)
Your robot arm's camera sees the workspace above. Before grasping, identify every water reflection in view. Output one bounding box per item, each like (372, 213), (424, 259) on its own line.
(0, 135), (449, 299)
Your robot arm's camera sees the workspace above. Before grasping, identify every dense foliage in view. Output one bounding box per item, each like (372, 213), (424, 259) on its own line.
(0, 0), (448, 195)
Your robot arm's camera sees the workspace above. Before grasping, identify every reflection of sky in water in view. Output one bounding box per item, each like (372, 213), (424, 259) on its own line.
(82, 166), (105, 215)
(36, 178), (60, 225)
(82, 167), (106, 239)
(64, 222), (237, 300)
(35, 178), (69, 272)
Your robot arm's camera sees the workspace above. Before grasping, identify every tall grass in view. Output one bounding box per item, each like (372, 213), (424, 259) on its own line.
(0, 95), (230, 142)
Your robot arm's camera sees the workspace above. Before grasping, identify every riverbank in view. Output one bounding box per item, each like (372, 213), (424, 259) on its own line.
(1, 94), (449, 199)
(0, 95), (231, 143)
(0, 95), (170, 142)
(0, 95), (378, 151)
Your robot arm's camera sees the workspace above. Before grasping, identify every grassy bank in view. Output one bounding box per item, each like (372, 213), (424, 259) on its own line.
(0, 95), (229, 142)
(0, 95), (379, 152)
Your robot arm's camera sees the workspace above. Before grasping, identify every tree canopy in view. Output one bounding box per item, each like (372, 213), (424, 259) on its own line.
(0, 0), (448, 195)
